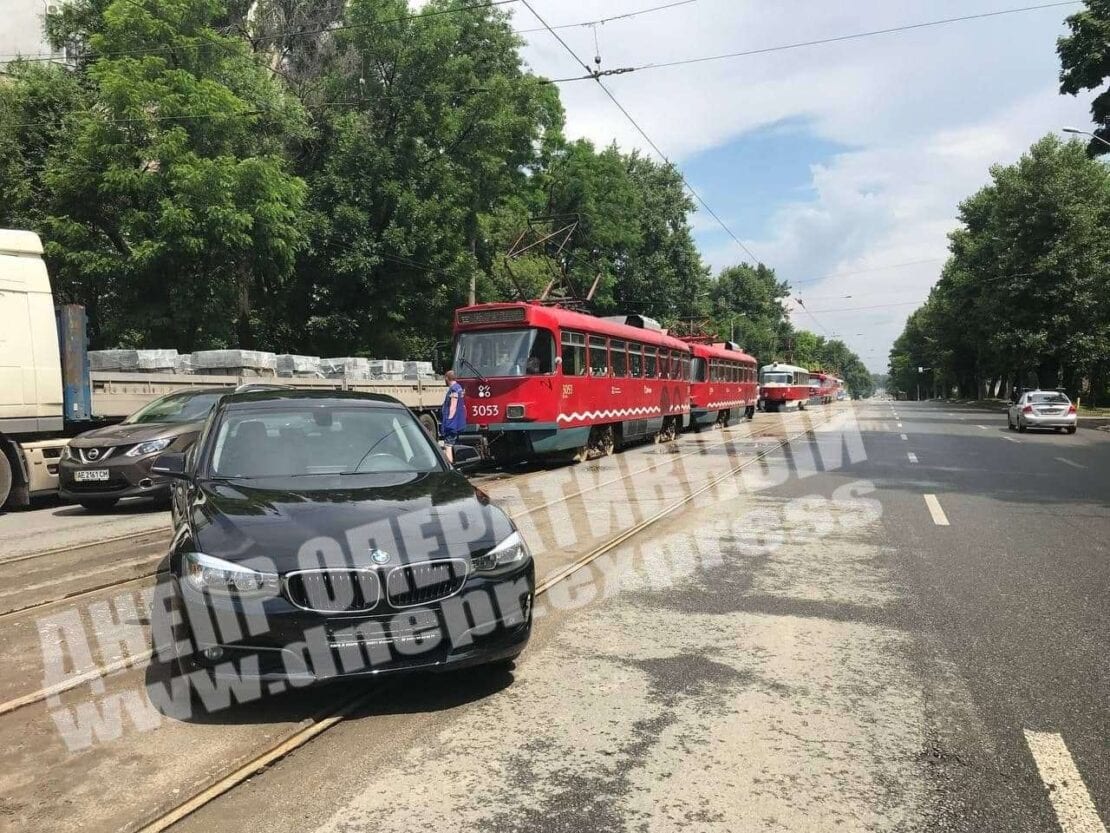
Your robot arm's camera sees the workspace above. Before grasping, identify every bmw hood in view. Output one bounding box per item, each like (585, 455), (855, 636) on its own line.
(189, 470), (515, 571)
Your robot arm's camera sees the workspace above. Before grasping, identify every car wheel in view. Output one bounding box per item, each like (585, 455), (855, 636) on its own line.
(1018, 421), (1027, 433)
(1067, 426), (1077, 434)
(79, 498), (119, 511)
(0, 452), (11, 508)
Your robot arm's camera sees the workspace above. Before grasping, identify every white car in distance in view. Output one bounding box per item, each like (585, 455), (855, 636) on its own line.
(1007, 390), (1077, 434)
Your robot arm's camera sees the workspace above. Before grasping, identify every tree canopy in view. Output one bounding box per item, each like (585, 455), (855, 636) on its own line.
(888, 136), (1110, 402)
(1058, 0), (1110, 155)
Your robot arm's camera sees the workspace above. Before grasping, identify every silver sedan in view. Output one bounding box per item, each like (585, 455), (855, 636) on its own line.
(1007, 390), (1077, 434)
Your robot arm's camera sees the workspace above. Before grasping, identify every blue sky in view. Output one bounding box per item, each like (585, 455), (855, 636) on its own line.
(682, 119), (852, 258)
(514, 0), (1095, 371)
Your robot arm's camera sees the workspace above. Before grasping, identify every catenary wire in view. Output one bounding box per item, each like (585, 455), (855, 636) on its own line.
(546, 1), (1081, 83)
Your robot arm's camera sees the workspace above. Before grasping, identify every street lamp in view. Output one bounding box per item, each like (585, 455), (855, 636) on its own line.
(1062, 127), (1110, 149)
(916, 366), (933, 402)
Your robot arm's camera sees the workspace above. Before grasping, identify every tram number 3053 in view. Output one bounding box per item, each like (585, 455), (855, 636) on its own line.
(472, 403), (500, 418)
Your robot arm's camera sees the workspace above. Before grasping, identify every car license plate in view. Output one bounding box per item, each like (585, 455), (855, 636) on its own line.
(74, 469), (110, 482)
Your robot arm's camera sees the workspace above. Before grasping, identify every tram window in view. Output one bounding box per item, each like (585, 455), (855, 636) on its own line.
(589, 336), (608, 376)
(561, 331), (588, 377)
(645, 347), (657, 378)
(611, 340), (627, 377)
(691, 358), (706, 383)
(629, 344), (643, 378)
(455, 328), (555, 378)
(730, 364), (739, 383)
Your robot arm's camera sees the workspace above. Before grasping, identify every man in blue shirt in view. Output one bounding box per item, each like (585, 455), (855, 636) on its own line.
(441, 370), (466, 463)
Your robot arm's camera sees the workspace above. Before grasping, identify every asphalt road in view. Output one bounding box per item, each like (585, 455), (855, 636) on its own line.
(864, 400), (1109, 832)
(2, 401), (1106, 832)
(168, 400), (1107, 833)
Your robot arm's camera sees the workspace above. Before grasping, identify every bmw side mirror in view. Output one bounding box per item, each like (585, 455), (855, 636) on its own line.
(151, 451), (188, 480)
(452, 444), (482, 471)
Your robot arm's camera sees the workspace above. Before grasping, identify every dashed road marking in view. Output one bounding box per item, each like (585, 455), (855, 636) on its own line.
(923, 494), (950, 526)
(1003, 436), (1020, 443)
(900, 433), (908, 441)
(1024, 730), (1107, 833)
(1056, 457), (1085, 470)
(907, 452), (919, 463)
(978, 424), (990, 430)
(897, 422), (903, 428)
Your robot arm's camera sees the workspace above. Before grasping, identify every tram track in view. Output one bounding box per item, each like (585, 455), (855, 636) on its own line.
(124, 405), (842, 833)
(0, 407), (839, 722)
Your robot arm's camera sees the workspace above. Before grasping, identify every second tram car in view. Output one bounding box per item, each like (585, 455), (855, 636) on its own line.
(685, 340), (759, 427)
(759, 362), (811, 412)
(809, 370), (841, 405)
(452, 303), (693, 464)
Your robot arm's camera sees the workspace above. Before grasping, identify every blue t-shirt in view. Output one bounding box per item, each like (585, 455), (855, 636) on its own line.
(442, 382), (466, 433)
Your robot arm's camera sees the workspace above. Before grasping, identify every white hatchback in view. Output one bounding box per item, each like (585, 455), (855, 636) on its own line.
(1007, 390), (1077, 434)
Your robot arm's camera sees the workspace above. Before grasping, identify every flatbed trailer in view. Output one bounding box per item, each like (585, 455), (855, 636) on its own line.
(89, 371), (444, 424)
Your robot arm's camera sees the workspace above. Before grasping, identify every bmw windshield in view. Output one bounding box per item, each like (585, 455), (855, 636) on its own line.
(209, 407), (442, 478)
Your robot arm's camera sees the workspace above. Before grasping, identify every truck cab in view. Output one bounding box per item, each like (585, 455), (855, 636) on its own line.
(0, 230), (68, 507)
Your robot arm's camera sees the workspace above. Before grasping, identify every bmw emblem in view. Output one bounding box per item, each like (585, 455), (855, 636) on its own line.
(370, 549), (391, 565)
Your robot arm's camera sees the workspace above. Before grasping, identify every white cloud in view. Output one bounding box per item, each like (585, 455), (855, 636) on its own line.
(511, 0), (1092, 371)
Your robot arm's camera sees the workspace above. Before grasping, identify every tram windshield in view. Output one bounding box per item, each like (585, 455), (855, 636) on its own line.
(454, 328), (556, 378)
(762, 372), (794, 384)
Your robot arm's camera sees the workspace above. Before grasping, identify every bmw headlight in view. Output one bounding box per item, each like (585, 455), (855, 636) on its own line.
(182, 552), (279, 597)
(471, 531), (530, 575)
(126, 437), (173, 457)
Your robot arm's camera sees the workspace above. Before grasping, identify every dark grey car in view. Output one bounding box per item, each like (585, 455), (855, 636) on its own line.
(59, 388), (232, 510)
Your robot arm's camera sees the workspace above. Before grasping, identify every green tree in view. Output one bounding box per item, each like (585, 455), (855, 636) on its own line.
(1058, 0), (1110, 154)
(709, 262), (790, 360)
(0, 62), (88, 232)
(890, 136), (1110, 402)
(34, 0), (309, 349)
(288, 0), (563, 358)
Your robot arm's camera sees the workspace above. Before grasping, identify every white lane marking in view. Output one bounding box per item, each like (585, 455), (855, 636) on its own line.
(923, 494), (950, 526)
(897, 422), (903, 428)
(1003, 436), (1021, 443)
(1056, 457), (1086, 470)
(900, 433), (908, 441)
(978, 424), (990, 430)
(1024, 730), (1107, 833)
(907, 452), (918, 463)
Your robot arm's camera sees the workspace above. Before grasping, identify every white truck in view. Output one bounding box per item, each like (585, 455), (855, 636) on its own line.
(0, 230), (449, 509)
(0, 230), (75, 508)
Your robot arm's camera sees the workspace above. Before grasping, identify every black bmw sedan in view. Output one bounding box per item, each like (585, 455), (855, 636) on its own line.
(150, 389), (533, 687)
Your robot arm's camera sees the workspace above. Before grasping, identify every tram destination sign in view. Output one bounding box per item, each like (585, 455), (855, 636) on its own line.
(457, 307), (527, 326)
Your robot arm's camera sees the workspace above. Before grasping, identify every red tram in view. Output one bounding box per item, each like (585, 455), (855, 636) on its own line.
(452, 303), (693, 464)
(809, 370), (841, 405)
(683, 339), (759, 427)
(759, 362), (811, 412)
